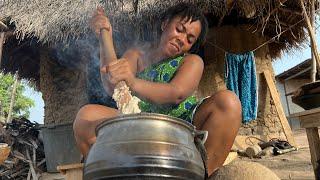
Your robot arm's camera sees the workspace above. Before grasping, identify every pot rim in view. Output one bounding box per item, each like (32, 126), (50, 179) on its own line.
(95, 113), (195, 136)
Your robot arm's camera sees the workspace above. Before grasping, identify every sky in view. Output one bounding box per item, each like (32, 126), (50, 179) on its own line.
(24, 31), (319, 124)
(23, 86), (44, 124)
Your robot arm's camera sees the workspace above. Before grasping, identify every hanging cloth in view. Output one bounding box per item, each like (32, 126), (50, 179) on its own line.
(225, 51), (258, 123)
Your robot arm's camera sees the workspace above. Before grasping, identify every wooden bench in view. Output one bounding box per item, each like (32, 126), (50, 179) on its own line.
(291, 107), (320, 178)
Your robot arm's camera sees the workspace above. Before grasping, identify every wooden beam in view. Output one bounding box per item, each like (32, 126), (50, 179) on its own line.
(263, 71), (296, 146)
(284, 67), (312, 81)
(290, 107), (320, 118)
(300, 113), (320, 128)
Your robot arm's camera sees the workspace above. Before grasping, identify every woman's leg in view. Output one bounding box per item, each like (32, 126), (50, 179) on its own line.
(193, 90), (242, 176)
(73, 104), (118, 156)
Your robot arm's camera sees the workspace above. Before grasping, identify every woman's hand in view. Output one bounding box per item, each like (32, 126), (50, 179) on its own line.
(90, 7), (112, 37)
(101, 58), (137, 88)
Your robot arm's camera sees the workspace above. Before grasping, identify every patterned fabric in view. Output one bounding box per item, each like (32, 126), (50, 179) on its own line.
(225, 51), (258, 123)
(137, 56), (198, 123)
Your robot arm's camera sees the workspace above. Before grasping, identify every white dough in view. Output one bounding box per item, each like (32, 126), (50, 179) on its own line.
(112, 84), (141, 114)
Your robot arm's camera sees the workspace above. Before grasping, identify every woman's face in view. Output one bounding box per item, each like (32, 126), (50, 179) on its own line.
(159, 16), (201, 57)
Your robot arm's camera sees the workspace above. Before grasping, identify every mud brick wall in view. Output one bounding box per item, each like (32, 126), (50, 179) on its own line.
(197, 25), (286, 139)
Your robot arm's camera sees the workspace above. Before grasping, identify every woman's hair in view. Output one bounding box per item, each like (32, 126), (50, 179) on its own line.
(160, 2), (208, 54)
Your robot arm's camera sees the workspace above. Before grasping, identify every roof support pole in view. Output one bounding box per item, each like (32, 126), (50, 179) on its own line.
(310, 0), (317, 82)
(300, 0), (320, 78)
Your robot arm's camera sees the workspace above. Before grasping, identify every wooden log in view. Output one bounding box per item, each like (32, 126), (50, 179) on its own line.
(263, 71), (296, 146)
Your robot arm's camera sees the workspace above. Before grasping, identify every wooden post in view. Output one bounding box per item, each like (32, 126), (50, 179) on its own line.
(263, 71), (296, 146)
(292, 108), (320, 178)
(300, 0), (320, 74)
(310, 0), (317, 82)
(306, 128), (320, 177)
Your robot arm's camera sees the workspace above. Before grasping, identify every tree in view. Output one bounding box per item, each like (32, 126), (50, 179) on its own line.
(0, 72), (35, 122)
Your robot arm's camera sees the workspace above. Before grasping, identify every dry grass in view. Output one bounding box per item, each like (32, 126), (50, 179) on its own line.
(0, 0), (318, 58)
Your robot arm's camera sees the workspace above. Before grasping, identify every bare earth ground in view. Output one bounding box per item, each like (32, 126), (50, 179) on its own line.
(40, 129), (315, 180)
(239, 128), (315, 180)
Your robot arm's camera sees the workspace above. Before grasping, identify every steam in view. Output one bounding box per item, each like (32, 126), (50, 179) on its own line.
(48, 32), (159, 107)
(43, 1), (168, 108)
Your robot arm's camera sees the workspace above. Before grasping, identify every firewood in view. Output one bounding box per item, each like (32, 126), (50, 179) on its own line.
(0, 117), (45, 179)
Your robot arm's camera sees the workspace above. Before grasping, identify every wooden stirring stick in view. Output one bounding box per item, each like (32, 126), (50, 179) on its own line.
(100, 28), (140, 113)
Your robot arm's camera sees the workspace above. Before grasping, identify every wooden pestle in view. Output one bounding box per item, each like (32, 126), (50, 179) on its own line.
(99, 28), (133, 112)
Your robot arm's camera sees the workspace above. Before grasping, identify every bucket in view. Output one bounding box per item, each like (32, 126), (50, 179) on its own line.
(41, 123), (81, 172)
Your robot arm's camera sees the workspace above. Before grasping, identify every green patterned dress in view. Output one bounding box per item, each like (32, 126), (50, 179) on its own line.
(136, 55), (199, 123)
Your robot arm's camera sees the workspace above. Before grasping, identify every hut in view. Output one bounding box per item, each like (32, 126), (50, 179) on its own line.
(0, 0), (317, 154)
(276, 59), (320, 130)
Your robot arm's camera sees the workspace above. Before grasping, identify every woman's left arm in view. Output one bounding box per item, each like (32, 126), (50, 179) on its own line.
(131, 54), (204, 105)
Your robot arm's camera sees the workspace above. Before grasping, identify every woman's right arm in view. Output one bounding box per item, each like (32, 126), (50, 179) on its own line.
(90, 8), (140, 96)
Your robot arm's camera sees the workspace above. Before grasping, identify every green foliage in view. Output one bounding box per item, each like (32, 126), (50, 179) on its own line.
(0, 73), (35, 120)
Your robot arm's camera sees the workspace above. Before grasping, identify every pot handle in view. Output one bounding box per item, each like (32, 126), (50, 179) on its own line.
(195, 130), (208, 145)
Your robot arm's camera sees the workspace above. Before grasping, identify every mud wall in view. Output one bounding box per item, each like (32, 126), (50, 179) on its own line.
(198, 25), (287, 139)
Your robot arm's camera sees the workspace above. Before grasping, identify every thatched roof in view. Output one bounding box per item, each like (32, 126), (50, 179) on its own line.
(0, 0), (319, 81)
(0, 1), (316, 45)
(0, 0), (226, 42)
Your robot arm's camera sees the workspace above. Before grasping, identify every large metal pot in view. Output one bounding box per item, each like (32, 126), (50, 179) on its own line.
(84, 113), (208, 180)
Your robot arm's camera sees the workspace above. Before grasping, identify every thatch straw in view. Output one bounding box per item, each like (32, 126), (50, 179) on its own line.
(0, 0), (226, 43)
(0, 0), (319, 58)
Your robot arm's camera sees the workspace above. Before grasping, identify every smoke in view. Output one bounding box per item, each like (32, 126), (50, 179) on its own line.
(45, 1), (166, 107)
(47, 33), (153, 107)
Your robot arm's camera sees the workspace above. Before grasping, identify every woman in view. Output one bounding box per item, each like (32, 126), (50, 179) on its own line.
(73, 2), (241, 176)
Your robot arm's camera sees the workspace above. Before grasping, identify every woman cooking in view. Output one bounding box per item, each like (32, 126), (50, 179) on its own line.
(73, 2), (242, 177)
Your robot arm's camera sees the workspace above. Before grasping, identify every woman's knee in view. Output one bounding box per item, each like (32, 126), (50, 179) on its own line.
(73, 104), (96, 132)
(212, 90), (241, 113)
(73, 104), (117, 140)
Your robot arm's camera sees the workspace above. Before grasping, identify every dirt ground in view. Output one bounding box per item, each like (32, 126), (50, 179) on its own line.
(239, 128), (315, 180)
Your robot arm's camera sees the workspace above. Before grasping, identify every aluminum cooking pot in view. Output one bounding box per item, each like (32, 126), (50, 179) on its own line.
(84, 113), (208, 180)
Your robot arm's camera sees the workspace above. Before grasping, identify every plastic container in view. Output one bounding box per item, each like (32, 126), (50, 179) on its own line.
(41, 123), (81, 172)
